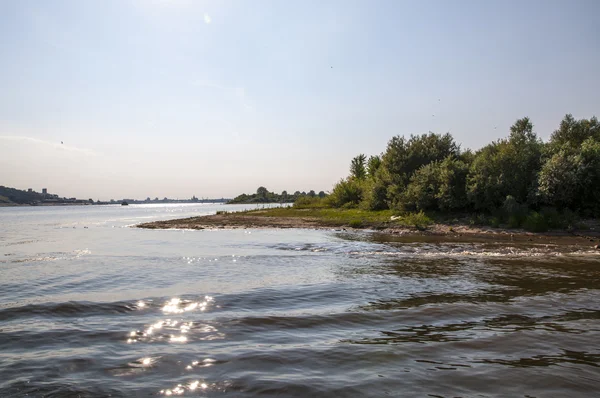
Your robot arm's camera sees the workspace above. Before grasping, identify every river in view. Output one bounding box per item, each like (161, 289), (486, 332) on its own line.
(1, 204), (599, 397)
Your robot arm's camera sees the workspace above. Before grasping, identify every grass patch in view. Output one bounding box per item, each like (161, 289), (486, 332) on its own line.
(293, 196), (329, 209)
(239, 207), (435, 230)
(348, 220), (364, 228)
(395, 211), (434, 230)
(245, 207), (394, 224)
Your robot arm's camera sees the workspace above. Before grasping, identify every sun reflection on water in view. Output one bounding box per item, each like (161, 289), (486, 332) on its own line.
(126, 296), (220, 345)
(161, 296), (214, 314)
(161, 381), (209, 396)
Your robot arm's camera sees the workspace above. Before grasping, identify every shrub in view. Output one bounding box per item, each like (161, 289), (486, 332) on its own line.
(294, 196), (328, 209)
(402, 211), (434, 230)
(348, 220), (363, 228)
(360, 178), (388, 210)
(467, 118), (542, 210)
(540, 207), (561, 228)
(502, 195), (527, 227)
(327, 178), (364, 208)
(523, 211), (549, 232)
(507, 215), (521, 229)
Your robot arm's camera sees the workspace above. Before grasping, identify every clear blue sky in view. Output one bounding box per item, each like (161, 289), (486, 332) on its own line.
(1, 0), (599, 200)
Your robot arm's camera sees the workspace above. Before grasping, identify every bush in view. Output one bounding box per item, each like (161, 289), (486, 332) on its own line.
(360, 178), (388, 210)
(327, 178), (365, 208)
(489, 216), (501, 228)
(502, 195), (527, 227)
(523, 211), (549, 232)
(348, 220), (363, 228)
(540, 207), (561, 228)
(402, 211), (434, 230)
(476, 213), (488, 226)
(294, 196), (328, 209)
(400, 162), (440, 211)
(397, 157), (469, 212)
(467, 118), (542, 210)
(507, 215), (521, 229)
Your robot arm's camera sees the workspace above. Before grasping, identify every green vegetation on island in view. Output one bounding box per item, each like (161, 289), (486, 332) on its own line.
(139, 113), (600, 237)
(228, 186), (326, 204)
(301, 113), (600, 232)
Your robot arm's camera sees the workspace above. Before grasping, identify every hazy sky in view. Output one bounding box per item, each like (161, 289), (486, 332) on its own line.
(1, 0), (599, 200)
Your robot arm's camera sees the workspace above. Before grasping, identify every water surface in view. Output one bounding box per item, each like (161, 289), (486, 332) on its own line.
(1, 204), (599, 397)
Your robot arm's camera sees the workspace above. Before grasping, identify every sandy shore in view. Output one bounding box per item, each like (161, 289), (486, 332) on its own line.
(137, 212), (600, 247)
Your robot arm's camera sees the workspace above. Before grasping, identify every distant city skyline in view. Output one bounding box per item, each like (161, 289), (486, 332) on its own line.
(1, 0), (599, 200)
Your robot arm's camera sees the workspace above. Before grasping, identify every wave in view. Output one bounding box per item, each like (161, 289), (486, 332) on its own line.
(0, 300), (136, 322)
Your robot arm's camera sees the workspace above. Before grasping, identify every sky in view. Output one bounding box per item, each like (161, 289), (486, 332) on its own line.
(1, 0), (599, 200)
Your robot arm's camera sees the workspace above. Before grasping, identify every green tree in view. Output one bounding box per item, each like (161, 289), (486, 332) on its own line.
(367, 155), (382, 177)
(380, 132), (460, 209)
(350, 154), (367, 180)
(538, 138), (600, 215)
(256, 186), (268, 200)
(327, 178), (364, 208)
(467, 118), (542, 210)
(546, 114), (600, 155)
(399, 157), (469, 212)
(436, 157), (469, 211)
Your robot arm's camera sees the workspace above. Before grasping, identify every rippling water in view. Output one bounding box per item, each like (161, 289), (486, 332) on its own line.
(1, 204), (599, 397)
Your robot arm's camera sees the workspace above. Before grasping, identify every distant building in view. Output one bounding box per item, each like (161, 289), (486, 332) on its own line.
(28, 188), (32, 192)
(42, 188), (47, 195)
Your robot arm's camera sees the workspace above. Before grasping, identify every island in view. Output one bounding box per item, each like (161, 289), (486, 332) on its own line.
(138, 114), (600, 248)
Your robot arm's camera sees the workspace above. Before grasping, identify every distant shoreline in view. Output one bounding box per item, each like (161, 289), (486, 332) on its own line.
(136, 209), (600, 247)
(0, 202), (227, 207)
(0, 202), (95, 207)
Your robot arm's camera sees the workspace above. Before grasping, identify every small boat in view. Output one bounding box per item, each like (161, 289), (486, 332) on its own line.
(121, 201), (129, 206)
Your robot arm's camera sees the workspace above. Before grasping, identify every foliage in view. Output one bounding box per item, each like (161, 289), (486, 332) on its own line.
(348, 220), (364, 228)
(545, 114), (600, 155)
(228, 187), (326, 204)
(522, 211), (549, 232)
(380, 133), (460, 209)
(538, 137), (600, 215)
(236, 113), (600, 230)
(367, 155), (382, 177)
(327, 178), (365, 208)
(398, 157), (469, 212)
(397, 211), (434, 230)
(467, 118), (543, 211)
(359, 176), (388, 211)
(294, 196), (329, 209)
(350, 154), (367, 180)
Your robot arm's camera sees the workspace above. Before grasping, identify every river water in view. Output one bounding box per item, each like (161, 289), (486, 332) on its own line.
(1, 204), (599, 397)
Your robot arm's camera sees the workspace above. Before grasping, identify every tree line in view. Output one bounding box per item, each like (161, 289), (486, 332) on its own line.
(325, 114), (600, 229)
(0, 186), (46, 205)
(228, 186), (326, 204)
